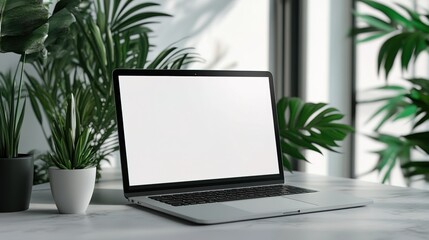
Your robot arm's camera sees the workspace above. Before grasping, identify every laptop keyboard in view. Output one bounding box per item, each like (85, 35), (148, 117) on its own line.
(149, 185), (317, 206)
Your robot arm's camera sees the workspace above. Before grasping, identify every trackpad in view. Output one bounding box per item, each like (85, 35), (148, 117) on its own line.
(222, 197), (316, 214)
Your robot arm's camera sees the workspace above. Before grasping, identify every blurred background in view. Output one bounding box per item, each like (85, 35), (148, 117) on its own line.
(2, 0), (429, 189)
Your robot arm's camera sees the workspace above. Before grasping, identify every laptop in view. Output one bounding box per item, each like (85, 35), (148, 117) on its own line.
(112, 69), (372, 224)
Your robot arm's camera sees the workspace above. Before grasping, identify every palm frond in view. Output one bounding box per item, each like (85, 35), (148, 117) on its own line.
(277, 97), (353, 171)
(354, 0), (429, 79)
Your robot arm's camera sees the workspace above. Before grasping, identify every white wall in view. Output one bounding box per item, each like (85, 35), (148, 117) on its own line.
(153, 0), (270, 70)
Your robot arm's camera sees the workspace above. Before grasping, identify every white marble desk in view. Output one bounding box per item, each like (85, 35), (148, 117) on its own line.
(1, 172), (428, 240)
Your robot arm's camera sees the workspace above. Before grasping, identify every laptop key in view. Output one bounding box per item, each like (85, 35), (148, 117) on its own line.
(149, 185), (317, 206)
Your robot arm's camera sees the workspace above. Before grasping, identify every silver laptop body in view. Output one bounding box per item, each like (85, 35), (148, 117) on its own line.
(113, 69), (372, 224)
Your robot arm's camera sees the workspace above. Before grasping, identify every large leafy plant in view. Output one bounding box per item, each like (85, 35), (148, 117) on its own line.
(278, 97), (353, 171)
(27, 0), (198, 181)
(0, 0), (75, 158)
(354, 0), (429, 183)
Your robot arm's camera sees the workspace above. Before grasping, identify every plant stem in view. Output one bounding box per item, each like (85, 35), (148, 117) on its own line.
(14, 54), (26, 157)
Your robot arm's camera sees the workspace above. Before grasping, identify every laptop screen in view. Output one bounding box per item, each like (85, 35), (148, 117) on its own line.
(115, 71), (281, 188)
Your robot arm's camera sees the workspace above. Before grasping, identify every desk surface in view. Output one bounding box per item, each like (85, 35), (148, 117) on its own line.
(0, 171), (428, 240)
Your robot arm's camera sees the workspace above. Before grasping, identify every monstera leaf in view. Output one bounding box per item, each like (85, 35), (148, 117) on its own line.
(0, 0), (78, 57)
(277, 97), (353, 171)
(45, 0), (80, 53)
(0, 0), (49, 54)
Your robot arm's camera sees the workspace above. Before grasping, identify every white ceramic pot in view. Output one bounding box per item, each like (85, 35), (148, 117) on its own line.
(49, 167), (96, 214)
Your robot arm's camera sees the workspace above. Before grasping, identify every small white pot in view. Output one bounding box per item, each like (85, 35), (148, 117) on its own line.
(49, 167), (96, 214)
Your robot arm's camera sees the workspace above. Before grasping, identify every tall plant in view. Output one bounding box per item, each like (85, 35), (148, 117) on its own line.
(27, 0), (199, 181)
(0, 0), (47, 158)
(0, 0), (76, 158)
(354, 0), (429, 183)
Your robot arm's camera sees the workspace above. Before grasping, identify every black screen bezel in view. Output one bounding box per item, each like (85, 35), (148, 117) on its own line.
(112, 69), (284, 197)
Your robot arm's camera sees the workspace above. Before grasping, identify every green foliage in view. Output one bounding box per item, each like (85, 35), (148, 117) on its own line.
(0, 0), (48, 159)
(367, 134), (412, 183)
(354, 1), (429, 184)
(407, 78), (429, 129)
(0, 0), (49, 54)
(360, 85), (412, 131)
(0, 0), (77, 161)
(277, 97), (354, 171)
(361, 78), (429, 132)
(48, 92), (97, 169)
(401, 160), (429, 181)
(358, 78), (429, 183)
(353, 0), (429, 79)
(0, 66), (26, 158)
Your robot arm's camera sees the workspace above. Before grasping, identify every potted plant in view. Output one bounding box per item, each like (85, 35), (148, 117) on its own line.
(48, 92), (98, 214)
(0, 0), (50, 212)
(0, 70), (33, 212)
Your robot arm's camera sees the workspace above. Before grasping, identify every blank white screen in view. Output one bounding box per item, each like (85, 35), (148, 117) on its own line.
(118, 75), (280, 186)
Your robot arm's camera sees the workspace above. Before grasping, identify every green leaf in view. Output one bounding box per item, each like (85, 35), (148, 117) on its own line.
(282, 131), (322, 154)
(357, 32), (387, 43)
(404, 132), (429, 154)
(277, 97), (353, 169)
(364, 86), (410, 130)
(44, 7), (76, 51)
(0, 0), (49, 54)
(365, 133), (413, 183)
(395, 3), (429, 33)
(28, 91), (43, 125)
(402, 161), (429, 169)
(360, 0), (412, 28)
(401, 33), (418, 71)
(280, 140), (307, 161)
(408, 78), (429, 91)
(393, 104), (417, 121)
(382, 34), (406, 79)
(147, 47), (177, 69)
(282, 154), (293, 172)
(112, 12), (170, 33)
(53, 0), (81, 14)
(354, 13), (394, 32)
(349, 26), (380, 36)
(287, 98), (303, 129)
(374, 85), (407, 91)
(0, 67), (26, 158)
